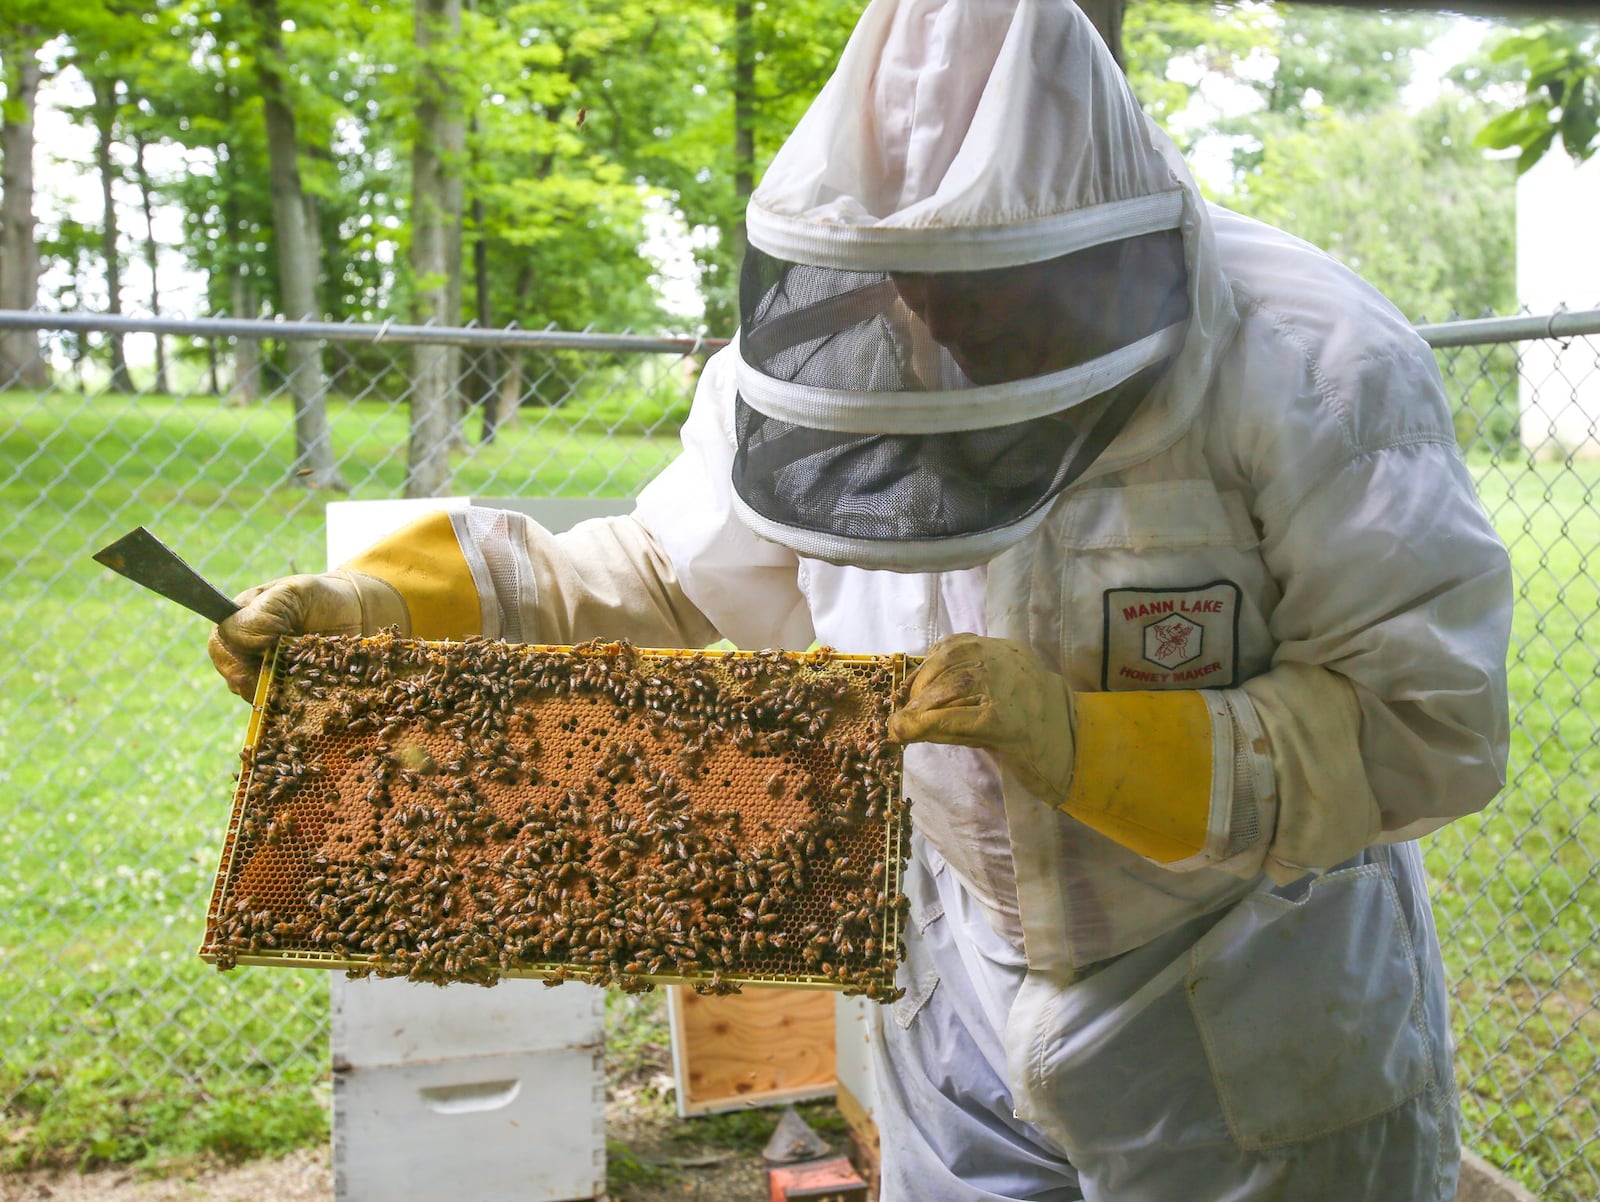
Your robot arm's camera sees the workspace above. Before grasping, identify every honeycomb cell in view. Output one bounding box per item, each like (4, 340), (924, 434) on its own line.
(202, 635), (913, 1000)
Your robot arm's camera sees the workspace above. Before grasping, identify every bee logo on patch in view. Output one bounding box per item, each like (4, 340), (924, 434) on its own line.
(1144, 613), (1202, 669)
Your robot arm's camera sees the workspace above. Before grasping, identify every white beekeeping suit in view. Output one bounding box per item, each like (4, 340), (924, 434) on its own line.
(210, 1), (1511, 1198)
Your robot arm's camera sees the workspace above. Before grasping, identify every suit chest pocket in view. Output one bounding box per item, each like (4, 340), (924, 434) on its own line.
(1045, 481), (1278, 692)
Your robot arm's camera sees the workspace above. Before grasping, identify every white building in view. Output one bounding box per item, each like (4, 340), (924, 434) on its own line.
(1517, 145), (1600, 459)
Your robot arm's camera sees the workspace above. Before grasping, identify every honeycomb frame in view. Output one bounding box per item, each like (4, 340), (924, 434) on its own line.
(201, 633), (913, 1000)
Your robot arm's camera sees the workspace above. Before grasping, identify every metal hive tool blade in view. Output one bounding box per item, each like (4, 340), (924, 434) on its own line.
(93, 527), (240, 624)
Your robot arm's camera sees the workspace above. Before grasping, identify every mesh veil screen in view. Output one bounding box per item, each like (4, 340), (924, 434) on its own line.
(733, 236), (1187, 548)
(739, 252), (933, 392)
(734, 399), (1118, 541)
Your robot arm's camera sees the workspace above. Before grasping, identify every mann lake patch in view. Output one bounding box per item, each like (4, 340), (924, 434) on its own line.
(1102, 581), (1241, 691)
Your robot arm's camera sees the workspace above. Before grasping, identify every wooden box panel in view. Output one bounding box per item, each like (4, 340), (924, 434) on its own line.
(668, 985), (837, 1115)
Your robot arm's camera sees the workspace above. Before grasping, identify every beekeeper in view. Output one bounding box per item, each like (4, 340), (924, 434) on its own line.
(210, 0), (1512, 1198)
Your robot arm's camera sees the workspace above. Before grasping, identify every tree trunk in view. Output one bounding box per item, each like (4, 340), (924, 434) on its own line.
(732, 0), (756, 263)
(495, 355), (522, 433)
(1076, 0), (1125, 68)
(91, 76), (135, 393)
(229, 268), (260, 405)
(407, 0), (465, 497)
(471, 186), (501, 444)
(444, 166), (465, 453)
(0, 38), (49, 389)
(220, 187), (259, 404)
(132, 136), (169, 395)
(248, 0), (343, 489)
(492, 263), (535, 434)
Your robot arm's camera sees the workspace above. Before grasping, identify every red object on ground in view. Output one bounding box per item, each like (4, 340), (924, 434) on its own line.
(766, 1154), (870, 1202)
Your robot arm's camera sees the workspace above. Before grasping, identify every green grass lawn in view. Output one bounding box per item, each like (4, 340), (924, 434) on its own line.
(1, 387), (1595, 1198)
(0, 383), (686, 1170)
(1424, 457), (1600, 1201)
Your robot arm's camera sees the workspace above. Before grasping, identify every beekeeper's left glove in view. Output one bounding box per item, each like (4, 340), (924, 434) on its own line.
(892, 635), (1389, 884)
(890, 633), (1255, 871)
(889, 634), (1078, 805)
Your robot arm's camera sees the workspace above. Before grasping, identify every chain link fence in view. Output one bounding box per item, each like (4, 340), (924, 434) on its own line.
(0, 309), (1595, 1198)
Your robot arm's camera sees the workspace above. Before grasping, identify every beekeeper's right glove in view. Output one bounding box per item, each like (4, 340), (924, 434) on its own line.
(207, 510), (480, 699)
(209, 507), (724, 700)
(207, 571), (401, 698)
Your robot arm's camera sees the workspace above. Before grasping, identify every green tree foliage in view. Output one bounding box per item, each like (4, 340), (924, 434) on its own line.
(1202, 6), (1520, 454)
(531, 0), (856, 332)
(1207, 7), (1449, 178)
(1123, 1), (1273, 134)
(1476, 22), (1600, 171)
(159, 1), (278, 321)
(1225, 97), (1516, 322)
(19, 0), (1528, 348)
(458, 1), (692, 333)
(1189, 5), (1515, 328)
(1260, 8), (1448, 117)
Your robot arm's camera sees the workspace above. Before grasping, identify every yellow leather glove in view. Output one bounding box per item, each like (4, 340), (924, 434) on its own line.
(207, 570), (407, 699)
(890, 633), (1221, 865)
(889, 634), (1078, 803)
(208, 511), (480, 699)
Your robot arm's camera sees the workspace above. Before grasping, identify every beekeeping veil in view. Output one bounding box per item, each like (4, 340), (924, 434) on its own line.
(732, 0), (1234, 570)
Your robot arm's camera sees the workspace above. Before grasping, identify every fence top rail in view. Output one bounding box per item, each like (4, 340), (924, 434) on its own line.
(0, 310), (733, 356)
(1415, 308), (1600, 348)
(2, 306), (1598, 350)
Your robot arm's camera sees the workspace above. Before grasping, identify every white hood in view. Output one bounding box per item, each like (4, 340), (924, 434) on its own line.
(734, 0), (1241, 568)
(749, 0), (1187, 273)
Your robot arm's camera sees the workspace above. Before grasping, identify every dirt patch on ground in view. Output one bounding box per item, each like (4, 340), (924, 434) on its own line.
(603, 1088), (770, 1202)
(0, 1147), (332, 1202)
(0, 989), (858, 1201)
(0, 1104), (844, 1202)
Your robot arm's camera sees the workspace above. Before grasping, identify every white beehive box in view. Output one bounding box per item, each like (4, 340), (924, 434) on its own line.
(331, 978), (605, 1202)
(834, 994), (882, 1178)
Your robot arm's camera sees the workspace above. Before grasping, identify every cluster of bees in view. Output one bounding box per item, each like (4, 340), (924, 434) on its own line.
(205, 634), (912, 1000)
